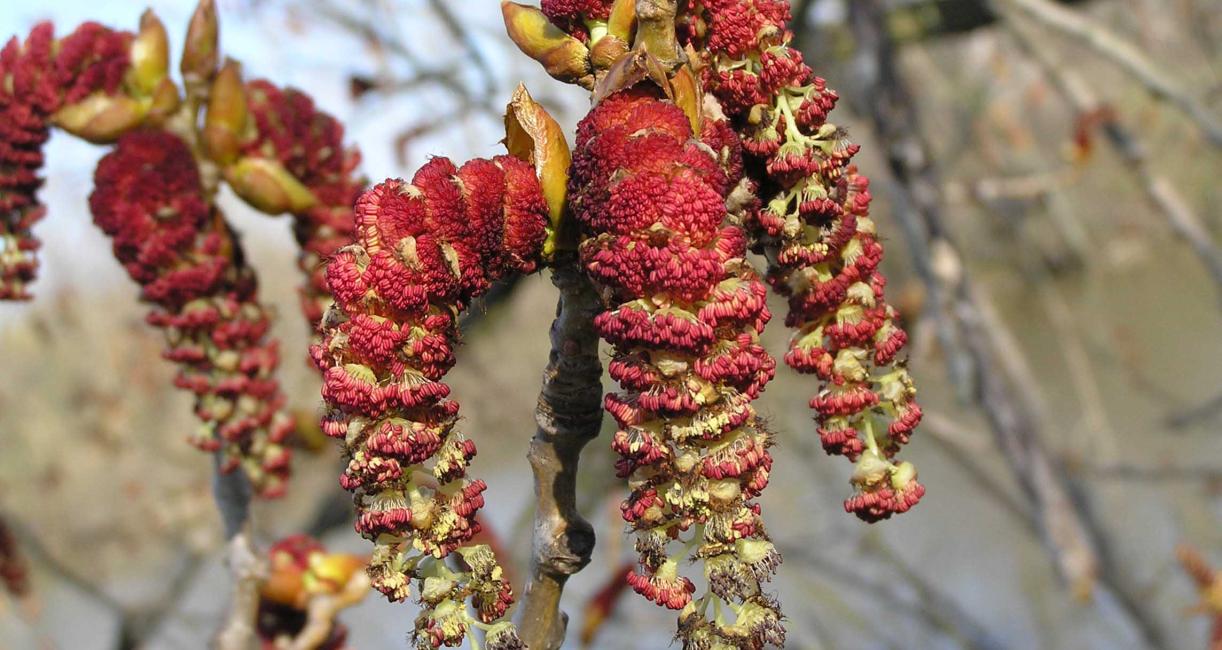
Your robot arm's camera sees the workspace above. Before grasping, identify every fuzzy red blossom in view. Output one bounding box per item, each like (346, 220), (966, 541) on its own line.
(628, 561), (697, 610)
(571, 87), (784, 648)
(312, 154), (545, 646)
(241, 80), (363, 328)
(0, 22), (134, 299)
(540, 0), (614, 40)
(686, 0), (925, 522)
(90, 131), (293, 497)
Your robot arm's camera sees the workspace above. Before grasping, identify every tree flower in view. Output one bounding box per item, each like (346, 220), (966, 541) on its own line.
(571, 86), (785, 649)
(685, 0), (925, 521)
(90, 131), (293, 497)
(313, 153), (546, 647)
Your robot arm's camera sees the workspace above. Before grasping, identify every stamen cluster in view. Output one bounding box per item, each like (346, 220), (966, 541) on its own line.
(241, 81), (363, 327)
(312, 155), (546, 649)
(541, 0), (614, 40)
(90, 131), (293, 497)
(685, 0), (925, 521)
(571, 87), (785, 649)
(0, 22), (131, 299)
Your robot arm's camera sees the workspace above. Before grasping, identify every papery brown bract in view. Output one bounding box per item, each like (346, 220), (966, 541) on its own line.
(90, 131), (293, 497)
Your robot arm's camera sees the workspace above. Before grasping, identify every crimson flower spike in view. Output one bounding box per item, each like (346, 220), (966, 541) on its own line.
(683, 0), (926, 521)
(90, 132), (293, 497)
(571, 84), (785, 649)
(202, 64), (364, 331)
(1, 12), (311, 497)
(505, 1), (925, 645)
(311, 153), (548, 649)
(1, 19), (173, 300)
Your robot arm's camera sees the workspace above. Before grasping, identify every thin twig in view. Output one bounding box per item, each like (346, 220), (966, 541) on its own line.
(287, 571), (371, 650)
(1002, 12), (1222, 310)
(424, 0), (496, 103)
(780, 540), (1010, 650)
(1166, 390), (1222, 430)
(993, 0), (1222, 146)
(1073, 462), (1222, 483)
(1035, 276), (1118, 460)
(841, 4), (1177, 646)
(212, 454), (263, 650)
(518, 251), (606, 650)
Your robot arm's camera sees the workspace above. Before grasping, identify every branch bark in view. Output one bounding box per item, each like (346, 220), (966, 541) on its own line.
(212, 453), (263, 650)
(518, 251), (605, 650)
(635, 0), (682, 65)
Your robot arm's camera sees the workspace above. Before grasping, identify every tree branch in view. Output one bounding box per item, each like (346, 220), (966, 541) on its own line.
(518, 251), (605, 650)
(841, 3), (1171, 646)
(1002, 13), (1222, 310)
(992, 0), (1222, 147)
(212, 453), (264, 650)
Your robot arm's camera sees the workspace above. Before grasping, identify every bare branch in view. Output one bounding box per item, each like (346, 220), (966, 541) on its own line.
(841, 3), (1174, 648)
(212, 454), (264, 650)
(1002, 13), (1222, 310)
(518, 251), (605, 650)
(992, 0), (1222, 146)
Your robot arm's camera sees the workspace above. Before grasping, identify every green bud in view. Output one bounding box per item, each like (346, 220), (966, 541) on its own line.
(181, 0), (219, 84)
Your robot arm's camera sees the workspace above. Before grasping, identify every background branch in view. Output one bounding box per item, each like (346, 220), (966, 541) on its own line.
(992, 0), (1222, 147)
(1001, 12), (1222, 309)
(840, 2), (1171, 647)
(211, 454), (263, 650)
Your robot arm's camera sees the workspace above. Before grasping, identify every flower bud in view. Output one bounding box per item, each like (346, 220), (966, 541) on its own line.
(202, 59), (247, 165)
(130, 10), (169, 96)
(589, 34), (628, 70)
(305, 552), (366, 594)
(502, 1), (592, 87)
(224, 157), (318, 215)
(147, 77), (181, 121)
(51, 93), (147, 143)
(181, 0), (219, 85)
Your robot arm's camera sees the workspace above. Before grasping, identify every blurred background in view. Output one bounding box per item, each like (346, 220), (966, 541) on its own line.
(0, 0), (1219, 648)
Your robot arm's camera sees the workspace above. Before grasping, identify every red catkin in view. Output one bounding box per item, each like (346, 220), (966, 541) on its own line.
(241, 80), (363, 329)
(685, 0), (925, 522)
(313, 154), (544, 648)
(90, 131), (293, 497)
(0, 22), (132, 300)
(571, 87), (785, 649)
